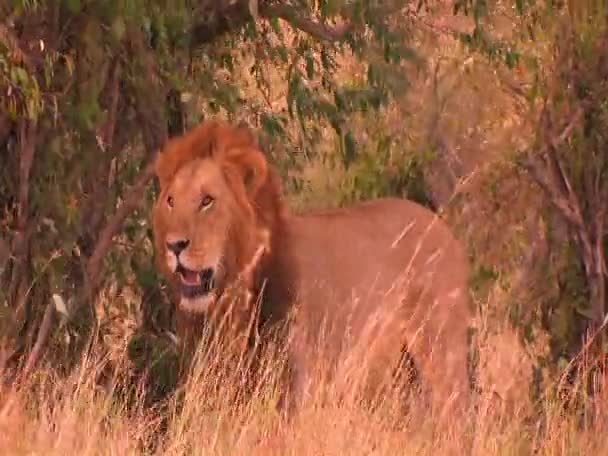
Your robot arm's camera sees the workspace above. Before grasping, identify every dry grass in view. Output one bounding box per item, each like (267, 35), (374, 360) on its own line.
(1, 310), (607, 456)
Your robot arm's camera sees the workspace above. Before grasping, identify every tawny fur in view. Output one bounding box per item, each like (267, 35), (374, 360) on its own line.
(152, 119), (473, 417)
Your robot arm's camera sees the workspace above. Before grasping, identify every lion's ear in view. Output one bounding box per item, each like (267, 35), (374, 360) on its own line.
(225, 147), (268, 198)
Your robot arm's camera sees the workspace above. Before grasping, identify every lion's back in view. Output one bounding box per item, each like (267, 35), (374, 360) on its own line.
(288, 197), (470, 302)
(285, 197), (471, 355)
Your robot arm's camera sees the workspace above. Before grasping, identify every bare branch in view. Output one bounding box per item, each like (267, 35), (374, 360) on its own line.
(522, 107), (585, 233)
(522, 157), (584, 229)
(85, 160), (156, 296)
(548, 107), (584, 150)
(261, 4), (352, 42)
(542, 105), (584, 203)
(524, 94), (606, 328)
(523, 105), (585, 226)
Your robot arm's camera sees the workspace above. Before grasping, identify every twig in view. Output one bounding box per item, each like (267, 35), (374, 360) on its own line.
(549, 107), (584, 150)
(523, 159), (584, 230)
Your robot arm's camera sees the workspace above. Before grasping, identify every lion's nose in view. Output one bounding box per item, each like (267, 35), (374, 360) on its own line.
(166, 238), (190, 256)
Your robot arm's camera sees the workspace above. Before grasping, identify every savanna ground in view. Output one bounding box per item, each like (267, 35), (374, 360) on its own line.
(2, 1), (608, 454)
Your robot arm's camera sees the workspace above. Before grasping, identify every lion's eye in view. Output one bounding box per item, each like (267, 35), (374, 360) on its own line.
(167, 196), (174, 208)
(200, 194), (214, 210)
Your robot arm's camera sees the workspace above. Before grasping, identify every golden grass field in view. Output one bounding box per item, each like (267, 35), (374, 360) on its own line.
(1, 289), (607, 456)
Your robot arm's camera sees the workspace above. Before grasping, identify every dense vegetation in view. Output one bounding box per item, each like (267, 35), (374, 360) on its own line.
(1, 0), (608, 454)
(0, 0), (424, 380)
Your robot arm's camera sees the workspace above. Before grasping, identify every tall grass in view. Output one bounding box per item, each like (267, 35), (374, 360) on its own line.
(1, 310), (607, 456)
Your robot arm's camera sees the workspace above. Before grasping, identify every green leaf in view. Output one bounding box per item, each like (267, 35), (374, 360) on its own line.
(342, 131), (357, 168)
(277, 46), (289, 63)
(260, 113), (285, 137)
(10, 66), (29, 85)
(305, 54), (315, 79)
(287, 72), (303, 118)
(135, 265), (158, 291)
(505, 49), (520, 69)
(270, 17), (282, 35)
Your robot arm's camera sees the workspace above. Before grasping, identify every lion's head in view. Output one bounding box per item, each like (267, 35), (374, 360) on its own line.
(152, 120), (286, 314)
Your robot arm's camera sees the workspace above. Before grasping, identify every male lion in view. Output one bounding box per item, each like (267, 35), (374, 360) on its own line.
(152, 119), (473, 418)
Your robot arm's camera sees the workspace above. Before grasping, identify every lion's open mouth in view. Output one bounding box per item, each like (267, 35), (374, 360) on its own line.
(176, 264), (215, 298)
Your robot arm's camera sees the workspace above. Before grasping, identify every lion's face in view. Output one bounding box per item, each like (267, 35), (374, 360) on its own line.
(153, 157), (245, 313)
(152, 120), (277, 314)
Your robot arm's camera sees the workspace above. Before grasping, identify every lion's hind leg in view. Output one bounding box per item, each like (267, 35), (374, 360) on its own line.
(402, 287), (472, 422)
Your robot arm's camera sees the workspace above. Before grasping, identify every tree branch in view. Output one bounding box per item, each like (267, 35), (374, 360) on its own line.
(523, 98), (607, 329)
(522, 107), (586, 231)
(85, 160), (157, 296)
(261, 4), (352, 42)
(191, 0), (352, 47)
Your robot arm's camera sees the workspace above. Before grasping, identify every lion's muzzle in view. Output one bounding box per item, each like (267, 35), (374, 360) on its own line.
(165, 236), (218, 299)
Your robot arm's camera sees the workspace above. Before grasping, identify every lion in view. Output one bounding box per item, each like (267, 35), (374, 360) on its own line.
(151, 119), (473, 418)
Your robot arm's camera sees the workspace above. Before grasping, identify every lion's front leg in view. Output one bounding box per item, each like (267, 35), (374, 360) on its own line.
(275, 326), (312, 420)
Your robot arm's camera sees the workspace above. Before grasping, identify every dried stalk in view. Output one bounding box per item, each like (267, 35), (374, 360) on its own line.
(16, 301), (55, 383)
